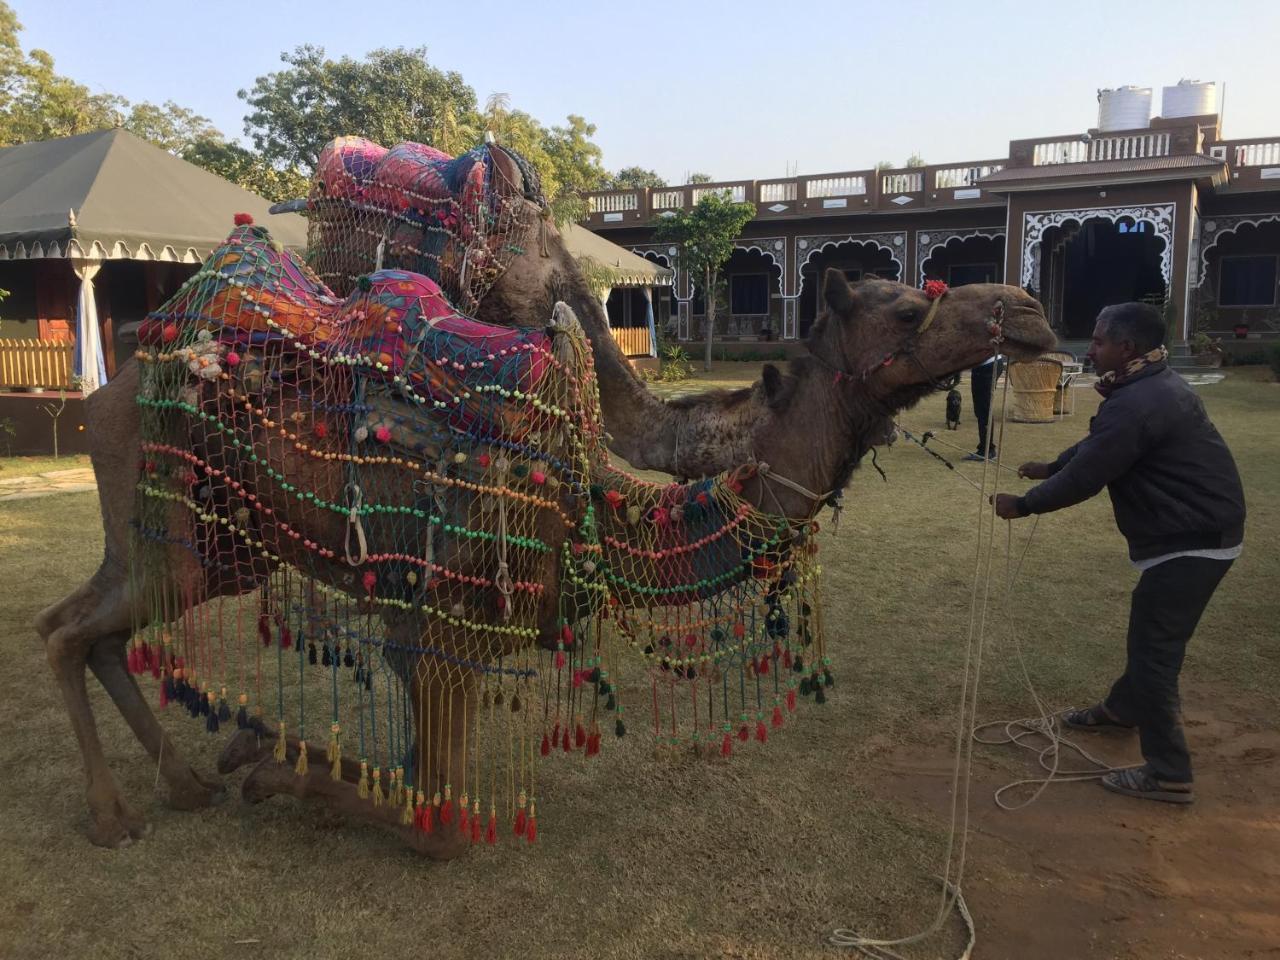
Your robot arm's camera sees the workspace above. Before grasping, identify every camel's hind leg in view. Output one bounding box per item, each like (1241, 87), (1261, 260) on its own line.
(37, 576), (151, 847)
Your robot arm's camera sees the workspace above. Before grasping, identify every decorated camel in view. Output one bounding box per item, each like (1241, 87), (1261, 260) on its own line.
(35, 137), (1054, 855)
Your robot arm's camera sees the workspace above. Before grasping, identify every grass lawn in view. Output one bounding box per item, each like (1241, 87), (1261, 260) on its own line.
(0, 366), (1275, 959)
(0, 453), (91, 479)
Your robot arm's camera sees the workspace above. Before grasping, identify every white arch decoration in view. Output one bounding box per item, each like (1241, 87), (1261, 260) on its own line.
(795, 232), (906, 289)
(1021, 205), (1174, 293)
(1197, 214), (1280, 285)
(730, 237), (787, 294)
(916, 229), (1006, 286)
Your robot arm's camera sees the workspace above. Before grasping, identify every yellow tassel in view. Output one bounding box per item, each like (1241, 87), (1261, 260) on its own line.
(395, 766), (406, 806)
(372, 767), (384, 807)
(294, 741), (308, 776)
(327, 723), (340, 764)
(388, 768), (399, 807)
(401, 784), (415, 826)
(273, 722), (287, 764)
(357, 761), (369, 799)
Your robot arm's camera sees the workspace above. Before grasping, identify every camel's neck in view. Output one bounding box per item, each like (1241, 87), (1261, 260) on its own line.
(486, 236), (758, 476)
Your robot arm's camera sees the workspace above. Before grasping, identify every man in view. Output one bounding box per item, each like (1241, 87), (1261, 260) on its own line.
(994, 303), (1244, 804)
(963, 354), (1004, 462)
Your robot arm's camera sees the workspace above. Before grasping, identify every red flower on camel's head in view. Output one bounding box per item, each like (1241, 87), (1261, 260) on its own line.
(923, 279), (949, 301)
(233, 213), (254, 226)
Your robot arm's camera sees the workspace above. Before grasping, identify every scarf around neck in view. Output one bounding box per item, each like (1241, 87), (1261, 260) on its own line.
(1095, 346), (1168, 398)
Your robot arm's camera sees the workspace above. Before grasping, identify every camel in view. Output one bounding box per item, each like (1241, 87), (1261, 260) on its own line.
(34, 219), (1053, 856)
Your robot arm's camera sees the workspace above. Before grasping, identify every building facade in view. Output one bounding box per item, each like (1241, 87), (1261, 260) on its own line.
(580, 107), (1280, 355)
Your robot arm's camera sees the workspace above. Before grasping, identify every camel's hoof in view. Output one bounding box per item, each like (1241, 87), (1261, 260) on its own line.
(168, 770), (226, 811)
(87, 801), (150, 848)
(218, 728), (269, 774)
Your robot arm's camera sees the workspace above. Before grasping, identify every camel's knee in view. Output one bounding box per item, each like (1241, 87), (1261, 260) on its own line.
(44, 623), (92, 676)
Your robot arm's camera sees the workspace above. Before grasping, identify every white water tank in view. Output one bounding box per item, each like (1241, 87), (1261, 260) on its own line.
(1162, 80), (1218, 118)
(1097, 86), (1152, 132)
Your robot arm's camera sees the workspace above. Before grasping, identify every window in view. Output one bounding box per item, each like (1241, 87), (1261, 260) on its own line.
(730, 273), (769, 314)
(1219, 255), (1278, 307)
(948, 263), (999, 286)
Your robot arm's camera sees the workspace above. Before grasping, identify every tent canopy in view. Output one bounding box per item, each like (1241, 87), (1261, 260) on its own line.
(0, 128), (307, 261)
(559, 222), (672, 287)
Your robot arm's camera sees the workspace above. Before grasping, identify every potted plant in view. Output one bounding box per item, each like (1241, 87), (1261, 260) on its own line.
(1232, 322), (1250, 340)
(1190, 332), (1223, 368)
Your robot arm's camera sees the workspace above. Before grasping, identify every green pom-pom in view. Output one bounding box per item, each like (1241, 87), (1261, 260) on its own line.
(357, 275), (373, 291)
(589, 483), (605, 500)
(511, 463), (529, 479)
(793, 654), (805, 673)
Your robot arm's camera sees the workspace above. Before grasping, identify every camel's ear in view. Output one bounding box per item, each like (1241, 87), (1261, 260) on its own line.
(489, 144), (525, 196)
(761, 363), (797, 411)
(822, 268), (855, 316)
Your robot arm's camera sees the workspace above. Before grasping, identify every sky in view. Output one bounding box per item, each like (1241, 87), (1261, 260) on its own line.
(15, 0), (1280, 183)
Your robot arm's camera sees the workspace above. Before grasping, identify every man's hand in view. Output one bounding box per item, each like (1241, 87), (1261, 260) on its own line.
(1017, 461), (1052, 480)
(992, 493), (1025, 520)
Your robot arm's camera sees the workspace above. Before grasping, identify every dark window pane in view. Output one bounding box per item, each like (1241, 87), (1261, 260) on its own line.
(1220, 256), (1277, 307)
(730, 274), (769, 314)
(949, 263), (998, 286)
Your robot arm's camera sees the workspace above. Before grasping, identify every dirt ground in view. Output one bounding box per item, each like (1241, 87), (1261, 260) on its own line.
(870, 685), (1280, 960)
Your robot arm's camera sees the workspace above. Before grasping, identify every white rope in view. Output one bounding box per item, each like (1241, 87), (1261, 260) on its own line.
(832, 340), (1007, 958)
(343, 483), (368, 567)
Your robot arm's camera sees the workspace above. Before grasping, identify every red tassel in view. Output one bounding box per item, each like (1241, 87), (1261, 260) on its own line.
(574, 722), (586, 748)
(540, 733), (550, 756)
(150, 652), (161, 679)
(440, 799), (454, 825)
(554, 650), (566, 669)
(783, 650), (793, 669)
(562, 729), (572, 753)
(572, 670), (584, 689)
(737, 724), (749, 742)
(127, 647), (140, 674)
(514, 809), (527, 837)
(279, 623), (293, 650)
(258, 614), (271, 647)
(755, 720), (768, 743)
(786, 689), (797, 712)
(560, 624), (575, 649)
(470, 813), (481, 844)
(758, 655), (770, 676)
(721, 733), (732, 757)
(586, 733), (600, 757)
(421, 805), (434, 834)
(485, 812), (497, 845)
(772, 706), (784, 728)
(459, 805), (470, 835)
(158, 680), (169, 708)
(526, 816), (537, 844)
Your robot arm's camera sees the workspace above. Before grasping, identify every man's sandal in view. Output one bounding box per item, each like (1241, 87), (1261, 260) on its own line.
(1101, 766), (1194, 804)
(1062, 703), (1135, 733)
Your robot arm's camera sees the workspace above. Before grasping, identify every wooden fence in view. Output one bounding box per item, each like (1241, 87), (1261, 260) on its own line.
(0, 340), (76, 389)
(609, 326), (652, 357)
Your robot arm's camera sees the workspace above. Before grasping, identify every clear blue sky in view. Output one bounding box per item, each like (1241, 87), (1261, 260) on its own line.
(17, 0), (1280, 183)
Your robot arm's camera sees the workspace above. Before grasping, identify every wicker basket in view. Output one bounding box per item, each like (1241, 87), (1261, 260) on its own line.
(1009, 358), (1063, 424)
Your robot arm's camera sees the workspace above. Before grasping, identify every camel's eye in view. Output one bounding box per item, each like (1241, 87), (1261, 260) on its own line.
(896, 306), (921, 325)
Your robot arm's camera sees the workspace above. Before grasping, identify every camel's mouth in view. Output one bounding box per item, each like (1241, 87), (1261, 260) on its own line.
(998, 305), (1057, 359)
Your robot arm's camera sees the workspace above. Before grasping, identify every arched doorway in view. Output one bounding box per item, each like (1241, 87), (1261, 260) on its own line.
(693, 246), (784, 342)
(919, 233), (1006, 287)
(1196, 218), (1280, 334)
(797, 239), (901, 338)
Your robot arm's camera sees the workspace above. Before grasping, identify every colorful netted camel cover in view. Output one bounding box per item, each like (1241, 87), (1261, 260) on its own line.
(304, 137), (543, 311)
(130, 162), (830, 847)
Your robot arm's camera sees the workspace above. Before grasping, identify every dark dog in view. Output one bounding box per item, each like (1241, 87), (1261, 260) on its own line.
(945, 388), (962, 430)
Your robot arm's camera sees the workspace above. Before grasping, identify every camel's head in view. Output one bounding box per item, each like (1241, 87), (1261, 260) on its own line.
(809, 271), (1054, 399)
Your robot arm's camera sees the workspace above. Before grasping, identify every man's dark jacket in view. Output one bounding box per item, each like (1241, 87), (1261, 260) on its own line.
(1021, 362), (1245, 561)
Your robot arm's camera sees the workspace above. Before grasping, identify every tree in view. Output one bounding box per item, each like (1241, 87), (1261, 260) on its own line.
(874, 160), (894, 171)
(0, 3), (126, 146)
(653, 192), (757, 371)
(239, 45), (482, 172)
(610, 166), (666, 189)
(687, 172), (714, 184)
(124, 100), (221, 155)
(182, 139), (309, 203)
(542, 114), (607, 223)
(905, 153), (926, 168)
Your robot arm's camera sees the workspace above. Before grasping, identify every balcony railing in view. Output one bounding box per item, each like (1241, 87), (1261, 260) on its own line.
(1032, 131), (1171, 166)
(935, 163), (1004, 188)
(804, 174), (866, 198)
(1231, 141), (1280, 166)
(759, 181), (798, 202)
(882, 172), (924, 194)
(691, 183), (748, 203)
(588, 192), (639, 213)
(0, 339), (75, 389)
(652, 189), (685, 209)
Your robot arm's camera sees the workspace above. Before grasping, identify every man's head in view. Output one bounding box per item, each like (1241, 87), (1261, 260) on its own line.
(1087, 302), (1166, 376)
